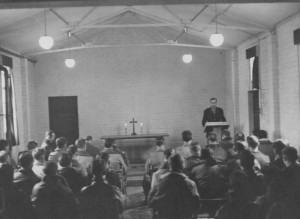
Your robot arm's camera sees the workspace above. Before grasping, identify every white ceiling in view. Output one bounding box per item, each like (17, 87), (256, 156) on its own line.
(0, 2), (299, 58)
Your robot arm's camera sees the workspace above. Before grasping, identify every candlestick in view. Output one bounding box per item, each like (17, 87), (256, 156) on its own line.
(125, 123), (127, 135)
(140, 122), (143, 134)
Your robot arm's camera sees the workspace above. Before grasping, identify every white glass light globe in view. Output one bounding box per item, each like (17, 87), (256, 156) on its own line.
(210, 33), (224, 47)
(39, 35), (54, 50)
(182, 54), (192, 63)
(65, 58), (76, 68)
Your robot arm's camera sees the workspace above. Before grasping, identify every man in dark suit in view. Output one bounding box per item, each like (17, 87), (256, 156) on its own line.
(202, 98), (226, 136)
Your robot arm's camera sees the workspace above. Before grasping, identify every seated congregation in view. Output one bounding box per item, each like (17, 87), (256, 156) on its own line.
(144, 130), (300, 219)
(0, 129), (300, 219)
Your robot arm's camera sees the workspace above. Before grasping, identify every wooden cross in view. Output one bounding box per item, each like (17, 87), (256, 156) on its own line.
(130, 118), (138, 135)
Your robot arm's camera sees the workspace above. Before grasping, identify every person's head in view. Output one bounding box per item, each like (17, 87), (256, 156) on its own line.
(86, 136), (93, 143)
(32, 148), (45, 163)
(247, 135), (259, 150)
(19, 152), (34, 169)
(169, 154), (184, 172)
(45, 130), (55, 142)
(262, 166), (284, 201)
(208, 132), (218, 144)
(234, 141), (247, 154)
(210, 97), (217, 109)
(43, 161), (58, 176)
(66, 144), (77, 157)
(273, 139), (289, 157)
(182, 130), (192, 142)
(200, 147), (213, 160)
(0, 140), (9, 152)
(59, 153), (71, 167)
(234, 132), (245, 142)
(75, 138), (86, 150)
(0, 163), (14, 187)
(0, 151), (8, 163)
(221, 129), (231, 140)
(92, 159), (106, 180)
(156, 137), (165, 147)
(104, 138), (114, 148)
(56, 137), (68, 149)
(228, 170), (248, 201)
(282, 147), (298, 167)
(27, 141), (38, 151)
(190, 142), (201, 156)
(163, 148), (175, 161)
(239, 150), (255, 171)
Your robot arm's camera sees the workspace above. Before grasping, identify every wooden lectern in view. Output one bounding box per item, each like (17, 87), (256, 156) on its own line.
(204, 122), (230, 141)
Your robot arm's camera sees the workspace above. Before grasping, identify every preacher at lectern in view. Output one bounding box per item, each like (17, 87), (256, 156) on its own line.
(202, 97), (227, 137)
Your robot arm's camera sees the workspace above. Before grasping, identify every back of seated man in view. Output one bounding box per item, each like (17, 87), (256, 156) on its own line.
(13, 152), (40, 198)
(102, 138), (127, 172)
(151, 148), (175, 188)
(143, 137), (165, 202)
(18, 141), (38, 165)
(206, 132), (227, 164)
(247, 135), (270, 169)
(271, 139), (289, 170)
(100, 152), (122, 189)
(85, 135), (100, 158)
(32, 148), (46, 179)
(74, 138), (94, 177)
(190, 148), (227, 199)
(79, 159), (125, 219)
(48, 137), (68, 163)
(220, 129), (234, 151)
(40, 130), (56, 161)
(176, 130), (192, 159)
(148, 154), (200, 219)
(185, 142), (204, 174)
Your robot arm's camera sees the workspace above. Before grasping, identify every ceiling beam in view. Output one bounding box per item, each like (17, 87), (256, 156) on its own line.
(0, 0), (298, 9)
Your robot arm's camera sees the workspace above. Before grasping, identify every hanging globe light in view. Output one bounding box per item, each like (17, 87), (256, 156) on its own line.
(39, 35), (54, 50)
(210, 33), (224, 47)
(65, 58), (76, 68)
(182, 54), (193, 63)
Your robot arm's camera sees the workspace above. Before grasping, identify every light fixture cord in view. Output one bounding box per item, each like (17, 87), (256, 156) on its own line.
(185, 27), (188, 53)
(44, 8), (47, 35)
(68, 32), (71, 58)
(215, 4), (218, 33)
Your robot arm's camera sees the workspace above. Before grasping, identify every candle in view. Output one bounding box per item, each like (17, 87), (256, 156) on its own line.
(125, 123), (127, 127)
(125, 123), (127, 135)
(140, 122), (143, 134)
(140, 122), (143, 127)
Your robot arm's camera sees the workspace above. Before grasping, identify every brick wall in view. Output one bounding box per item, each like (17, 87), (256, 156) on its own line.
(228, 13), (300, 150)
(30, 46), (228, 148)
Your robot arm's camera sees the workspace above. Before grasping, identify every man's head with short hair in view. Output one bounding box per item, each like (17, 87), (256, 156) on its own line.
(163, 148), (175, 160)
(282, 147), (298, 167)
(156, 137), (165, 147)
(182, 130), (192, 142)
(43, 161), (58, 176)
(0, 140), (9, 152)
(200, 148), (213, 160)
(234, 141), (247, 154)
(273, 139), (289, 157)
(56, 137), (68, 149)
(59, 153), (71, 167)
(234, 132), (245, 142)
(86, 135), (93, 143)
(208, 132), (218, 144)
(190, 142), (201, 156)
(32, 148), (45, 162)
(169, 154), (184, 172)
(45, 130), (55, 142)
(27, 141), (38, 151)
(247, 135), (260, 150)
(210, 97), (217, 109)
(100, 152), (109, 162)
(0, 151), (8, 163)
(19, 153), (34, 169)
(66, 144), (77, 157)
(92, 159), (106, 179)
(75, 138), (86, 149)
(229, 170), (248, 201)
(239, 150), (255, 171)
(104, 138), (114, 148)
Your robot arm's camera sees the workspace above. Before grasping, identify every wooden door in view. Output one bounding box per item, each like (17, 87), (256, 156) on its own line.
(48, 96), (79, 144)
(248, 90), (260, 133)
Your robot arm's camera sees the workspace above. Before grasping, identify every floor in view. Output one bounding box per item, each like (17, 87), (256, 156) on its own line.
(123, 164), (152, 219)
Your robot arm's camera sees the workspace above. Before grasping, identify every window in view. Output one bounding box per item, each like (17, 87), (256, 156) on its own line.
(0, 64), (19, 146)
